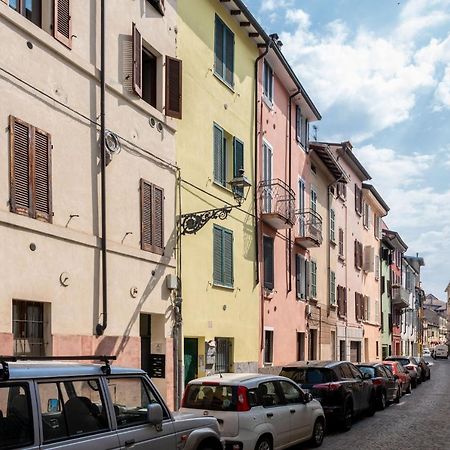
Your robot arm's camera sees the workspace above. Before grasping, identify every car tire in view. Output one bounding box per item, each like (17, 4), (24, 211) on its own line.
(411, 378), (417, 389)
(394, 386), (401, 404)
(406, 382), (412, 394)
(309, 418), (325, 447)
(340, 401), (353, 432)
(255, 436), (273, 450)
(378, 391), (387, 410)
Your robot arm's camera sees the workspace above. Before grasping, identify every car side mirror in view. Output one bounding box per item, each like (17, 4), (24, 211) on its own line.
(303, 393), (313, 404)
(147, 403), (163, 428)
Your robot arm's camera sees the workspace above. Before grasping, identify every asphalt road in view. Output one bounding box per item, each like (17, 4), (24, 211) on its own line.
(297, 357), (450, 450)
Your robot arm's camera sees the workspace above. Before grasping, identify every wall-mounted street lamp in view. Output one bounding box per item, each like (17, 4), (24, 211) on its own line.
(180, 169), (251, 235)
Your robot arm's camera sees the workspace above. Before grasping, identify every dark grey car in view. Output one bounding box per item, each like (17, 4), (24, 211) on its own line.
(0, 356), (222, 450)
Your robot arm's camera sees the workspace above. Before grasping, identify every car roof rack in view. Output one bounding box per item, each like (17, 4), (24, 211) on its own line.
(0, 355), (117, 380)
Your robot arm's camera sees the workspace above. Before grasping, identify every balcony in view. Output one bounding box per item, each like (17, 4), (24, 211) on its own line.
(259, 179), (295, 229)
(295, 210), (323, 248)
(392, 286), (410, 309)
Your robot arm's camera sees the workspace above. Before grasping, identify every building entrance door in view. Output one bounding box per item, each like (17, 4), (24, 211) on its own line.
(184, 338), (198, 386)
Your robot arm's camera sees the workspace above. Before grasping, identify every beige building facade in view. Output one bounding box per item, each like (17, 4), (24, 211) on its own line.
(0, 1), (180, 405)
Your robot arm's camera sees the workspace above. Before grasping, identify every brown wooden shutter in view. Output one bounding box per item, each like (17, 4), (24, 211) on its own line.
(132, 23), (143, 97)
(33, 127), (52, 222)
(54, 0), (72, 48)
(10, 116), (31, 217)
(140, 179), (164, 255)
(165, 56), (182, 119)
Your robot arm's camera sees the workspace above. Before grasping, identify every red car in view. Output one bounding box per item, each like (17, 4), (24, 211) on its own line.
(383, 360), (411, 396)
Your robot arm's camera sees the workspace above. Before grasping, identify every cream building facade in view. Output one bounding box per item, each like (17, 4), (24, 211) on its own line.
(0, 0), (180, 406)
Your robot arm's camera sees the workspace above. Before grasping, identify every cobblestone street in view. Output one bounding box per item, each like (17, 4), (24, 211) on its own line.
(296, 358), (450, 449)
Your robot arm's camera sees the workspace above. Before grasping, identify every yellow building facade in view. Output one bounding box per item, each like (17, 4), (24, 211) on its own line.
(177, 0), (261, 385)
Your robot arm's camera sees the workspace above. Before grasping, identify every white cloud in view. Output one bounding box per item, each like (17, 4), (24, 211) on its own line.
(261, 0), (293, 13)
(434, 65), (450, 110)
(355, 144), (450, 294)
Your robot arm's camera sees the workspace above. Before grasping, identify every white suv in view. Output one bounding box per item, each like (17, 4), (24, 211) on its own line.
(181, 373), (325, 450)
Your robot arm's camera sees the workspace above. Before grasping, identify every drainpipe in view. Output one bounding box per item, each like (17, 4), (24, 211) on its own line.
(287, 89), (301, 293)
(96, 0), (107, 336)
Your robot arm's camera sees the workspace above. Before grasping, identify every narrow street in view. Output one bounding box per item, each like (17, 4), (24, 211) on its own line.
(298, 358), (450, 449)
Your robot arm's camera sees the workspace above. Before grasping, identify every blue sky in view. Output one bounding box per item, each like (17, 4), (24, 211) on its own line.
(245, 0), (450, 298)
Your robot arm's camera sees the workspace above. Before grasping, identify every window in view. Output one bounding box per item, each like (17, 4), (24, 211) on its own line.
(355, 292), (368, 321)
(310, 186), (318, 214)
(263, 60), (273, 103)
(278, 381), (303, 404)
(213, 124), (244, 189)
(337, 182), (347, 200)
(214, 15), (234, 87)
(264, 330), (274, 364)
(329, 270), (336, 305)
(213, 225), (233, 287)
(257, 381), (281, 407)
(132, 24), (182, 117)
(355, 184), (363, 215)
(354, 239), (363, 270)
(263, 236), (274, 290)
(310, 260), (317, 298)
(337, 285), (346, 317)
(363, 202), (371, 228)
(215, 337), (233, 372)
(375, 254), (380, 280)
(295, 106), (309, 150)
(108, 377), (169, 429)
(38, 379), (109, 441)
(140, 179), (164, 255)
(298, 178), (305, 235)
(330, 208), (336, 242)
(9, 116), (52, 222)
(0, 384), (34, 448)
(13, 300), (45, 356)
(374, 215), (382, 239)
(148, 0), (164, 15)
(296, 254), (309, 300)
(338, 228), (344, 258)
(296, 332), (305, 360)
(8, 0), (72, 48)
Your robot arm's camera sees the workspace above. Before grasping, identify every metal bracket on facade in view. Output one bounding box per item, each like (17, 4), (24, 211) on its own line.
(180, 206), (233, 235)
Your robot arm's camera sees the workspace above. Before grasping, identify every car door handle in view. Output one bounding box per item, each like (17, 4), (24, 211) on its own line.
(125, 439), (135, 447)
(266, 412), (274, 418)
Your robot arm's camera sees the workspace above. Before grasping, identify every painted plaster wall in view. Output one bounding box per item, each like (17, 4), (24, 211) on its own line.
(0, 1), (178, 404)
(380, 245), (392, 355)
(176, 0), (259, 373)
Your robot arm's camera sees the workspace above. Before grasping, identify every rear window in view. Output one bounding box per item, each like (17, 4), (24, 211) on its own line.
(389, 358), (409, 366)
(280, 368), (336, 384)
(358, 366), (375, 378)
(183, 384), (237, 411)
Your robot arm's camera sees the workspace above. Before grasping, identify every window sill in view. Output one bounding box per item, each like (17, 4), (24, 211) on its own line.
(264, 288), (275, 300)
(329, 303), (337, 309)
(213, 71), (235, 93)
(338, 255), (346, 263)
(212, 282), (234, 291)
(330, 240), (336, 247)
(262, 95), (274, 110)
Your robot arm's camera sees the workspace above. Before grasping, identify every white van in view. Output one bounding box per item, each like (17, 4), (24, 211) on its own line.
(432, 344), (449, 359)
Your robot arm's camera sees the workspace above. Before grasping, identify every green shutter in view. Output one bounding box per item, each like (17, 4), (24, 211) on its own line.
(296, 254), (301, 299)
(224, 27), (234, 86)
(233, 137), (244, 197)
(213, 226), (223, 284)
(223, 229), (233, 287)
(214, 16), (224, 79)
(213, 124), (225, 185)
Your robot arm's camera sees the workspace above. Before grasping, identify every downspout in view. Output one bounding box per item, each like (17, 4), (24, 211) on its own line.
(255, 43), (271, 353)
(96, 0), (107, 336)
(254, 43), (271, 285)
(287, 89), (301, 293)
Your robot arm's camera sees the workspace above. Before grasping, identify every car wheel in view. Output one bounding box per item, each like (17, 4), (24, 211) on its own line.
(394, 386), (401, 404)
(406, 382), (412, 394)
(309, 418), (325, 447)
(340, 401), (353, 432)
(378, 391), (387, 410)
(411, 378), (417, 389)
(255, 436), (272, 450)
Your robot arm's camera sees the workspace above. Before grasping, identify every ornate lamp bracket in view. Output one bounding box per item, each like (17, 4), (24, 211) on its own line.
(180, 206), (233, 235)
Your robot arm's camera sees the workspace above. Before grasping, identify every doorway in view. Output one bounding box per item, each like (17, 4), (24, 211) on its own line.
(184, 338), (198, 386)
(308, 329), (317, 360)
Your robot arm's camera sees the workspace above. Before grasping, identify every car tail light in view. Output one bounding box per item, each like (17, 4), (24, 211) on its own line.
(406, 365), (416, 371)
(314, 382), (340, 391)
(236, 385), (250, 412)
(372, 379), (383, 386)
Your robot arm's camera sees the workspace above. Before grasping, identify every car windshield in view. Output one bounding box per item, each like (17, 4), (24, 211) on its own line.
(183, 384), (237, 411)
(280, 368), (335, 384)
(358, 366), (375, 378)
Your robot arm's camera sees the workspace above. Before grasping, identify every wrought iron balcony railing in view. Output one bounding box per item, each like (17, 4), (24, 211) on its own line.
(258, 179), (295, 229)
(295, 209), (323, 248)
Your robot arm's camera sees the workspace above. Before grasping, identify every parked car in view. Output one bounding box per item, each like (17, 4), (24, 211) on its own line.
(384, 356), (422, 388)
(382, 360), (412, 395)
(181, 373), (326, 449)
(432, 344), (449, 359)
(356, 363), (401, 409)
(279, 361), (376, 432)
(413, 356), (431, 381)
(422, 347), (431, 357)
(0, 355), (223, 450)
